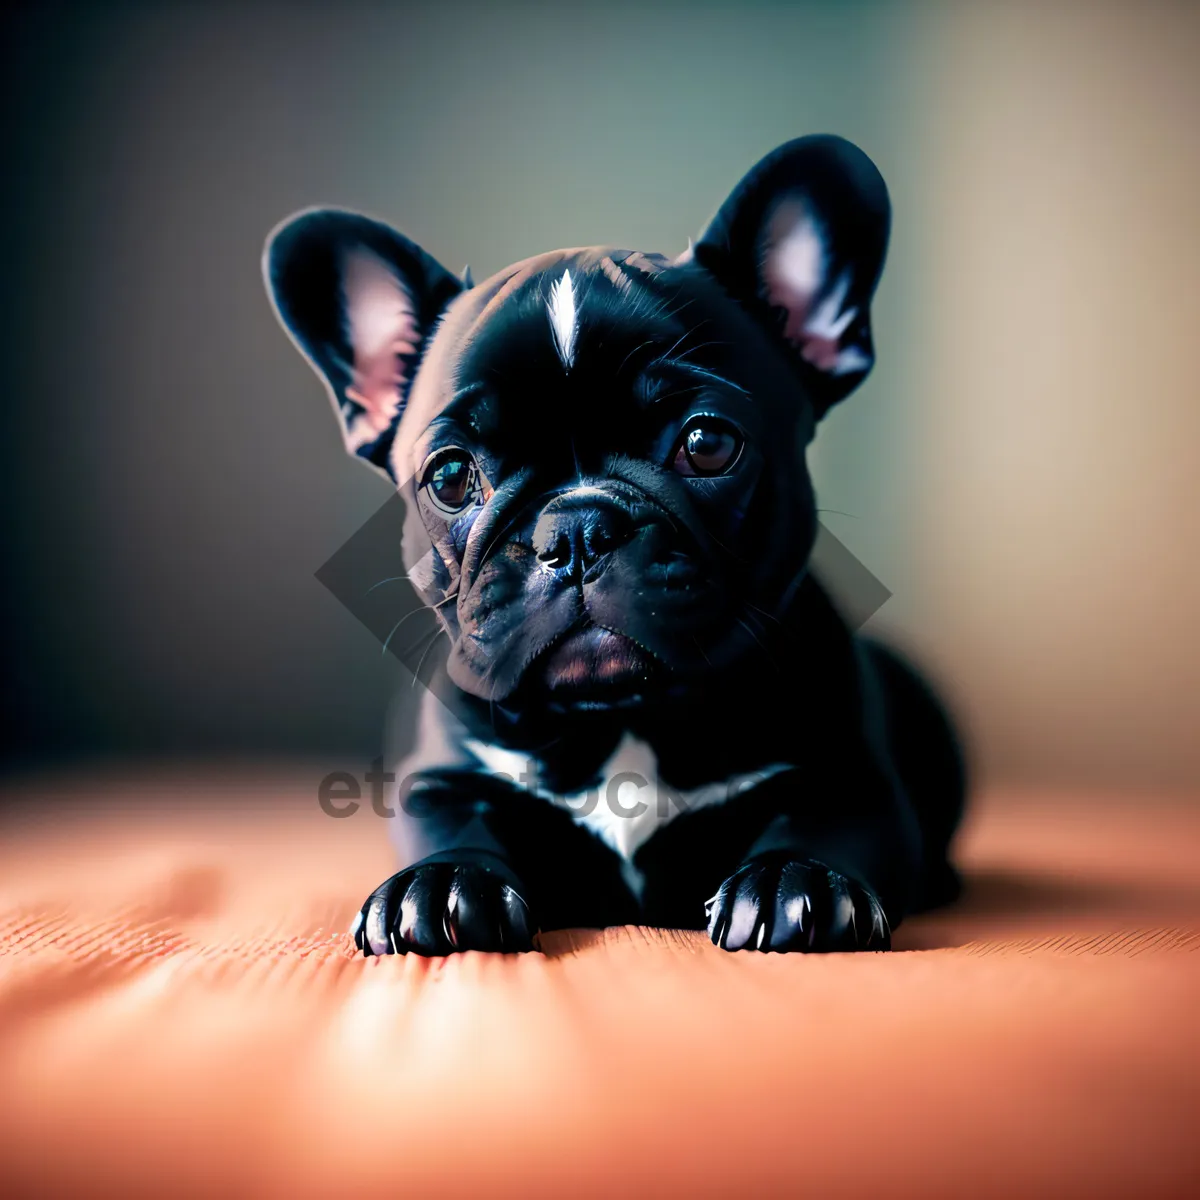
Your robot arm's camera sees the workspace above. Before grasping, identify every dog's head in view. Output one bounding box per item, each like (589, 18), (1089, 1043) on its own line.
(265, 136), (889, 715)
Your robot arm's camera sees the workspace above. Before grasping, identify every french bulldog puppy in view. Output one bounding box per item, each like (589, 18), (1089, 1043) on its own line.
(264, 135), (966, 956)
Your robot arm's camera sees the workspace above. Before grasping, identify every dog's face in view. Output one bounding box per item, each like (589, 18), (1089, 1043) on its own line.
(266, 136), (889, 714)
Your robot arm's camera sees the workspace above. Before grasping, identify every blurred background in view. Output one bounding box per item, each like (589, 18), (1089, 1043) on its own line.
(1, 0), (1197, 795)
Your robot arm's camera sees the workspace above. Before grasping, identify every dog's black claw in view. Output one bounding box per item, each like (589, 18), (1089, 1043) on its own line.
(352, 863), (537, 957)
(720, 861), (770, 950)
(706, 853), (891, 953)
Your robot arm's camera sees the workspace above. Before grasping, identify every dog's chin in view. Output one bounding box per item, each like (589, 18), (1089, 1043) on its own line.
(533, 625), (662, 713)
(452, 620), (679, 715)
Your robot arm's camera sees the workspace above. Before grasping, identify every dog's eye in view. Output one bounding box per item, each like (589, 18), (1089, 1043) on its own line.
(420, 449), (479, 515)
(671, 420), (743, 477)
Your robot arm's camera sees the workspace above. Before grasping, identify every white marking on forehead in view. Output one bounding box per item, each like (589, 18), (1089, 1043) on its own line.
(547, 268), (579, 369)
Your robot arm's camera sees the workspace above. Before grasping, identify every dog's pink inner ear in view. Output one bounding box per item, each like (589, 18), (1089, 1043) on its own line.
(759, 198), (870, 379)
(340, 247), (421, 452)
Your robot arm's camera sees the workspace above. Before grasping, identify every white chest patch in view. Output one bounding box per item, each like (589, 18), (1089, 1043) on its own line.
(462, 733), (792, 862)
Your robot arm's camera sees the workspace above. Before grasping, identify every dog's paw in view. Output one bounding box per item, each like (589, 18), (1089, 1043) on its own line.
(351, 863), (536, 957)
(705, 853), (890, 953)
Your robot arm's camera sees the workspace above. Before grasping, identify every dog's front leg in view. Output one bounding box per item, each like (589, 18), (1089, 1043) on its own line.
(705, 846), (893, 954)
(351, 774), (540, 957)
(708, 764), (924, 953)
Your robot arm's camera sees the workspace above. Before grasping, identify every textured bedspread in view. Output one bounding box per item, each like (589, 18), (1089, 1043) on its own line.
(1, 770), (1197, 1197)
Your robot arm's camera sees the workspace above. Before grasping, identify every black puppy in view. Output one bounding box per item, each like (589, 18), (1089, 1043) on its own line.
(264, 135), (965, 956)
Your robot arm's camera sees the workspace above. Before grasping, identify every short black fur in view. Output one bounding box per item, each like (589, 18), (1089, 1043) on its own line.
(264, 135), (966, 956)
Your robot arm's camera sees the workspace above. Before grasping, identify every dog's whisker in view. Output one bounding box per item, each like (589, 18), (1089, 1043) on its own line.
(662, 361), (748, 396)
(409, 626), (448, 688)
(670, 339), (729, 362)
(743, 600), (796, 643)
(616, 337), (663, 376)
(734, 613), (778, 672)
(648, 320), (714, 369)
(703, 528), (749, 566)
(666, 296), (698, 319)
(735, 610), (765, 645)
(381, 606), (438, 658)
(392, 625), (443, 674)
(366, 574), (421, 595)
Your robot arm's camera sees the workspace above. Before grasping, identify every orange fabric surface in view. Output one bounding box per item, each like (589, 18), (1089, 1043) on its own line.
(0, 770), (1198, 1198)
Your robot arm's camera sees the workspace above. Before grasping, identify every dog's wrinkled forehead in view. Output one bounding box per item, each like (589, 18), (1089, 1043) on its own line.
(463, 249), (677, 383)
(391, 246), (778, 477)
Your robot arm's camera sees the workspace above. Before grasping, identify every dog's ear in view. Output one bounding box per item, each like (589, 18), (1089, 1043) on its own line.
(263, 209), (464, 474)
(689, 135), (890, 417)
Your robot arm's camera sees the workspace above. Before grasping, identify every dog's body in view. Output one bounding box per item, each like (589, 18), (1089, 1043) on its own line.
(265, 136), (966, 955)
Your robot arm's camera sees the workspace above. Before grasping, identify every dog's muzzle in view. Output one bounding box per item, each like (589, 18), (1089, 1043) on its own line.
(532, 488), (638, 583)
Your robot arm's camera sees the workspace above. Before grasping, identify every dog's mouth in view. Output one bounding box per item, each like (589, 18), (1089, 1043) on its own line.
(535, 624), (664, 712)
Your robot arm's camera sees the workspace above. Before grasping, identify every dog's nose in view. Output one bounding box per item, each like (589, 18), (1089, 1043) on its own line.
(533, 493), (635, 577)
